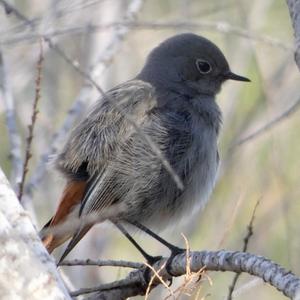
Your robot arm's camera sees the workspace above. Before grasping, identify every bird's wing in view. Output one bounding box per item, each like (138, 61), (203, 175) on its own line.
(55, 80), (157, 179)
(41, 80), (156, 253)
(59, 100), (199, 262)
(79, 103), (195, 222)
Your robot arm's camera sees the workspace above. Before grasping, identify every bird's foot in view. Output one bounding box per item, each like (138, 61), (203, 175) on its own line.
(146, 254), (163, 266)
(165, 246), (186, 277)
(143, 255), (163, 285)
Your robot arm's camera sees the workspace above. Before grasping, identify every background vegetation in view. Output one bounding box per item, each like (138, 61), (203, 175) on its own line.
(0, 0), (299, 299)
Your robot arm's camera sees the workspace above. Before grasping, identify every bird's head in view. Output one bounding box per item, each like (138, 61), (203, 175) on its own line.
(137, 33), (250, 97)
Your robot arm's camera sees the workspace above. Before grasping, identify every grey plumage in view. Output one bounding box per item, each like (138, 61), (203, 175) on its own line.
(44, 33), (249, 260)
(56, 79), (221, 225)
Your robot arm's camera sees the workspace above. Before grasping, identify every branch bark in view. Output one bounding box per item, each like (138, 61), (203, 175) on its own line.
(0, 167), (70, 300)
(69, 250), (300, 299)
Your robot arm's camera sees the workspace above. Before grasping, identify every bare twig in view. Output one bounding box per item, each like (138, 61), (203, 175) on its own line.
(227, 199), (260, 300)
(232, 96), (300, 148)
(59, 258), (143, 269)
(0, 50), (23, 189)
(242, 200), (260, 252)
(0, 20), (293, 51)
(71, 250), (300, 299)
(18, 41), (43, 201)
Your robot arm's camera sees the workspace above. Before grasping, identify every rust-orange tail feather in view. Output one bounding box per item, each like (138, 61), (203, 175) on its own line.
(41, 180), (87, 253)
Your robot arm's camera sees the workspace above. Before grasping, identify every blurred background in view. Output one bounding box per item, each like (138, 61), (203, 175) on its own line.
(0, 0), (299, 299)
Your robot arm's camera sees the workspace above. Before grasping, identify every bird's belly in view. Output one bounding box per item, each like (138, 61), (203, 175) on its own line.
(181, 148), (218, 216)
(147, 134), (219, 230)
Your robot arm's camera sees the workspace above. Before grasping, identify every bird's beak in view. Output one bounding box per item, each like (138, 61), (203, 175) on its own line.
(224, 71), (251, 82)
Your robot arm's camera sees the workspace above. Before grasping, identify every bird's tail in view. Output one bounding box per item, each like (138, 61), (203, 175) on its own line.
(40, 180), (87, 254)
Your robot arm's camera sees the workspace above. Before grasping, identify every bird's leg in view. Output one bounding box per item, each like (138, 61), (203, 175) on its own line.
(113, 222), (162, 265)
(129, 221), (185, 255)
(129, 221), (185, 276)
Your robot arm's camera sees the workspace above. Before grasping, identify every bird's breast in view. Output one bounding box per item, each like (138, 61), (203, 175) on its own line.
(179, 124), (219, 217)
(181, 98), (221, 217)
(149, 122), (219, 230)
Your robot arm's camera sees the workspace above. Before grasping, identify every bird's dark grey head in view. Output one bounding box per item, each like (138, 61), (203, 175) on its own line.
(137, 33), (250, 98)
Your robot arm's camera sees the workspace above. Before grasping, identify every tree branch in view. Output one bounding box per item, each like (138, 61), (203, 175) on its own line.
(60, 259), (143, 269)
(0, 167), (70, 299)
(70, 250), (300, 299)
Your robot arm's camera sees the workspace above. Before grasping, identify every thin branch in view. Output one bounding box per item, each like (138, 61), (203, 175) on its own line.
(0, 20), (293, 51)
(45, 38), (103, 92)
(227, 199), (260, 300)
(60, 258), (143, 269)
(70, 250), (300, 299)
(0, 50), (22, 189)
(242, 200), (260, 252)
(18, 41), (43, 201)
(232, 96), (300, 148)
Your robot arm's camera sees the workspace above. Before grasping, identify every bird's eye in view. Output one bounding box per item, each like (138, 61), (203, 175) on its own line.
(196, 59), (212, 74)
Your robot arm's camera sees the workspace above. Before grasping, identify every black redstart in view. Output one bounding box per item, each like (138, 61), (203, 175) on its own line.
(41, 33), (250, 262)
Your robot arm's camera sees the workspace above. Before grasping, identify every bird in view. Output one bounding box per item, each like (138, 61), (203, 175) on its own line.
(40, 33), (250, 263)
